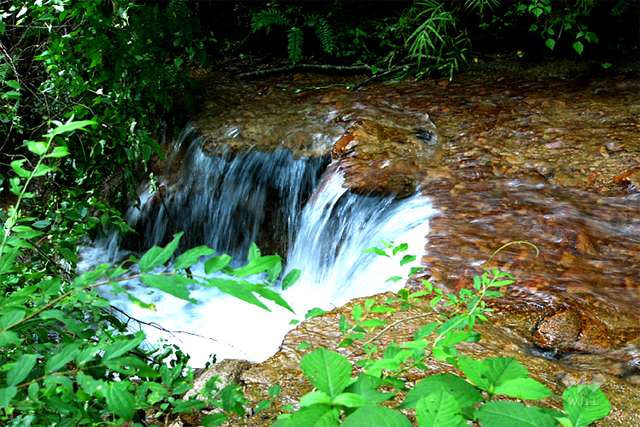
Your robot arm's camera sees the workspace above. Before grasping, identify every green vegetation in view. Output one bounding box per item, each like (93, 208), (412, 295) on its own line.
(0, 0), (635, 425)
(275, 243), (611, 427)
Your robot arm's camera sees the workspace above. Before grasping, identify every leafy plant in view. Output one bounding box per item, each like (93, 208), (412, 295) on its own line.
(275, 243), (611, 426)
(251, 5), (336, 64)
(0, 121), (294, 425)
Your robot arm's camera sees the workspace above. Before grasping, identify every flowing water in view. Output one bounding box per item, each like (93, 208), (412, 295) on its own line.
(79, 128), (436, 366)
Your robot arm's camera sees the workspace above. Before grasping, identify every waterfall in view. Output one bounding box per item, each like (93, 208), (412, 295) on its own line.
(78, 128), (437, 366)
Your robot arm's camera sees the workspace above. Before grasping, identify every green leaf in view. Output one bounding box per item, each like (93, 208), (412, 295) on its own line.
(0, 247), (18, 276)
(203, 413), (228, 426)
(0, 386), (17, 409)
(300, 348), (352, 397)
(402, 373), (482, 411)
(475, 401), (557, 427)
(77, 372), (107, 396)
(343, 405), (411, 427)
(572, 41), (584, 55)
(204, 254), (232, 274)
(363, 247), (389, 257)
(346, 374), (393, 404)
(248, 242), (261, 261)
(300, 390), (332, 407)
(46, 342), (81, 373)
(140, 274), (195, 302)
(106, 382), (136, 420)
(25, 140), (48, 155)
(400, 255), (416, 266)
(545, 38), (556, 50)
(10, 160), (30, 178)
(0, 331), (20, 347)
(207, 278), (269, 310)
(46, 146), (69, 158)
(48, 120), (97, 137)
(275, 405), (339, 427)
(332, 392), (367, 408)
(484, 357), (529, 387)
(102, 332), (146, 361)
(139, 232), (183, 272)
(282, 268), (302, 290)
(0, 309), (25, 330)
(7, 354), (37, 386)
(254, 286), (293, 312)
(416, 391), (465, 427)
(562, 384), (611, 427)
(494, 377), (552, 400)
(233, 255), (281, 278)
(392, 243), (409, 255)
(174, 246), (214, 269)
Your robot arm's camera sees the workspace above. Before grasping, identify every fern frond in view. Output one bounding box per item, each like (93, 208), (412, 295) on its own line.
(287, 27), (304, 64)
(464, 0), (502, 15)
(305, 14), (335, 54)
(251, 8), (290, 33)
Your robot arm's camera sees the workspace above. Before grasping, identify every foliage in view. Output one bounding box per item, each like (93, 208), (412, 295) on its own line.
(0, 121), (292, 425)
(251, 5), (336, 64)
(275, 243), (611, 426)
(0, 0), (205, 199)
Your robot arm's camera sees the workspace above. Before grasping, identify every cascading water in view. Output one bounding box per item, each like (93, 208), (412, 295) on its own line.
(79, 126), (436, 366)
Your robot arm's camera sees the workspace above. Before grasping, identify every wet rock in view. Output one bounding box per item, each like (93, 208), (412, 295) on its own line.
(331, 119), (438, 197)
(533, 309), (582, 353)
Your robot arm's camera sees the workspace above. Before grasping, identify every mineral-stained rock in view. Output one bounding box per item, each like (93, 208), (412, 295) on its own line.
(331, 119), (438, 197)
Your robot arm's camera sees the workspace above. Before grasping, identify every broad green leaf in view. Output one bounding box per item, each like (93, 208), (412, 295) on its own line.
(346, 374), (393, 404)
(254, 286), (293, 312)
(484, 357), (529, 387)
(562, 384), (611, 427)
(105, 382), (136, 420)
(400, 255), (416, 266)
(545, 38), (556, 50)
(573, 41), (584, 55)
(274, 405), (338, 427)
(140, 274), (195, 302)
(494, 377), (552, 400)
(203, 413), (228, 426)
(102, 332), (146, 361)
(300, 390), (332, 407)
(46, 342), (81, 373)
(204, 254), (232, 274)
(416, 391), (465, 427)
(48, 120), (97, 137)
(46, 146), (69, 158)
(10, 160), (30, 178)
(300, 348), (352, 397)
(282, 268), (302, 290)
(332, 392), (367, 408)
(0, 247), (18, 275)
(139, 232), (183, 272)
(342, 405), (411, 427)
(7, 354), (37, 386)
(174, 246), (214, 269)
(248, 242), (261, 261)
(475, 401), (557, 427)
(0, 331), (20, 347)
(25, 140), (48, 155)
(76, 372), (106, 396)
(0, 309), (25, 330)
(207, 278), (269, 310)
(402, 373), (482, 411)
(0, 386), (17, 409)
(233, 255), (281, 278)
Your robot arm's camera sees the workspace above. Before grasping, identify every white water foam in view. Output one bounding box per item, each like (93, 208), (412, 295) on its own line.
(78, 130), (436, 366)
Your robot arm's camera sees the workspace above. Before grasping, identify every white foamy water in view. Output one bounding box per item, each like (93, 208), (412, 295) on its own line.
(78, 129), (436, 366)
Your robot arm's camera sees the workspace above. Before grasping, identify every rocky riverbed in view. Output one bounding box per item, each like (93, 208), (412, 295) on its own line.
(172, 61), (640, 426)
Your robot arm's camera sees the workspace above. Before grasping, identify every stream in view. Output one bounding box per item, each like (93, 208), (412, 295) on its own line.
(79, 64), (640, 422)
